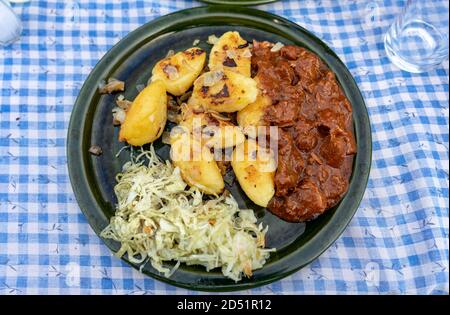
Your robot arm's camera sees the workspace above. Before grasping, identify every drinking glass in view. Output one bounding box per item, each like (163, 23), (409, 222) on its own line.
(0, 0), (22, 46)
(384, 0), (449, 73)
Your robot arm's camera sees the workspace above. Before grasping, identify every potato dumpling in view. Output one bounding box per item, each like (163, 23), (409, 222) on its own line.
(170, 133), (224, 195)
(237, 93), (271, 129)
(152, 47), (206, 96)
(179, 107), (245, 148)
(209, 31), (252, 77)
(119, 80), (167, 146)
(231, 140), (276, 207)
(188, 70), (258, 113)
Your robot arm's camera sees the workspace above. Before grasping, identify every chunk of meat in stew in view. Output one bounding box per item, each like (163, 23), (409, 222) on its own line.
(274, 129), (305, 196)
(268, 180), (326, 222)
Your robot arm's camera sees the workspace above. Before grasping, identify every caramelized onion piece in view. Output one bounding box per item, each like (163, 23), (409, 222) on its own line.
(98, 78), (125, 94)
(89, 145), (103, 156)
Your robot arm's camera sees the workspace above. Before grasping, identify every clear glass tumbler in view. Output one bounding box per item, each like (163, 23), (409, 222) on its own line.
(384, 0), (449, 73)
(0, 0), (22, 46)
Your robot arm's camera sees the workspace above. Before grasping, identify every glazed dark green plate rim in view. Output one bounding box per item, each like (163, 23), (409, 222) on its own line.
(67, 5), (372, 291)
(199, 0), (278, 6)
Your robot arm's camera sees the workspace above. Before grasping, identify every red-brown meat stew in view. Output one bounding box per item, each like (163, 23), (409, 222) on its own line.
(252, 41), (356, 222)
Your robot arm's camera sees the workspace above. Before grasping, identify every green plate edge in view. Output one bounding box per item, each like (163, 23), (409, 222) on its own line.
(199, 0), (278, 6)
(67, 5), (372, 291)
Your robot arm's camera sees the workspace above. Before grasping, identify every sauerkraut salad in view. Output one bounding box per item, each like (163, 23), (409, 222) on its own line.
(100, 146), (274, 281)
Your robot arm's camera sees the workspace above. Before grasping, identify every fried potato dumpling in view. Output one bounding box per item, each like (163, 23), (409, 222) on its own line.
(231, 140), (276, 207)
(188, 70), (258, 113)
(209, 31), (252, 77)
(170, 133), (224, 195)
(179, 107), (245, 148)
(152, 48), (206, 96)
(119, 80), (167, 146)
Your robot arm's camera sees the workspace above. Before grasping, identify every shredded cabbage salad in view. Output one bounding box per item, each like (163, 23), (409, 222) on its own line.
(100, 146), (274, 282)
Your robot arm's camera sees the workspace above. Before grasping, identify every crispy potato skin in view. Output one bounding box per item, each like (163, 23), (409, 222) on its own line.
(152, 48), (206, 96)
(231, 140), (276, 207)
(119, 80), (167, 146)
(189, 70), (258, 113)
(209, 31), (251, 77)
(170, 134), (224, 195)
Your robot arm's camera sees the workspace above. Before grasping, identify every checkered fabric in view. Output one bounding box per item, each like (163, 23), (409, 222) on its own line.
(0, 0), (448, 295)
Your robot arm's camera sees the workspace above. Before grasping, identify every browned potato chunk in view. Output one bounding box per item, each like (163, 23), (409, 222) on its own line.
(209, 31), (252, 77)
(231, 140), (276, 207)
(188, 70), (258, 113)
(152, 48), (206, 96)
(237, 93), (271, 131)
(119, 80), (167, 146)
(170, 133), (224, 195)
(179, 107), (245, 148)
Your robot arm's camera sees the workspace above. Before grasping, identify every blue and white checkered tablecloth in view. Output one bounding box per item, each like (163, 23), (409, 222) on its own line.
(0, 0), (448, 295)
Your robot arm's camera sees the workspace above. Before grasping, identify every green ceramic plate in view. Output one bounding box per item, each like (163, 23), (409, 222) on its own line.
(199, 0), (278, 6)
(67, 6), (371, 291)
